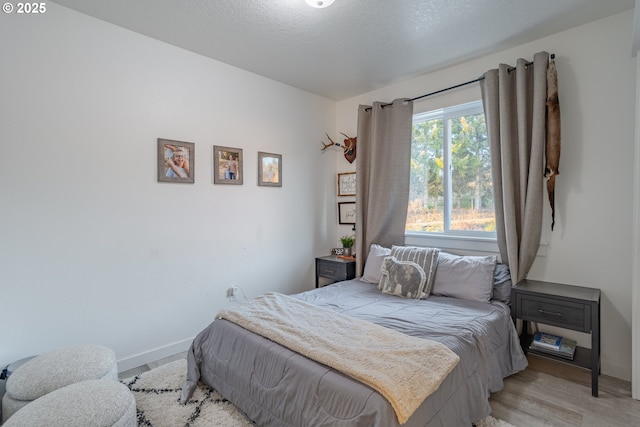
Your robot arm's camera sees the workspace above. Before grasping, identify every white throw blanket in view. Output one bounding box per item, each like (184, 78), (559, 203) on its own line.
(217, 293), (460, 424)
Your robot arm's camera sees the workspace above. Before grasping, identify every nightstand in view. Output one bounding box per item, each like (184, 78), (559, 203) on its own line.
(315, 255), (356, 288)
(512, 279), (601, 397)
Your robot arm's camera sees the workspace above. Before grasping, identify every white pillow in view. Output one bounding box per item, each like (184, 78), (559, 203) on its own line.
(361, 244), (391, 283)
(432, 252), (497, 303)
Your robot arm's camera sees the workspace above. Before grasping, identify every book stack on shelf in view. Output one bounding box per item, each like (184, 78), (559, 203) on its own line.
(529, 332), (577, 360)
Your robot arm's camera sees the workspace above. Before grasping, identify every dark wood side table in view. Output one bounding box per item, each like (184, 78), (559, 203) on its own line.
(315, 255), (356, 288)
(512, 279), (601, 397)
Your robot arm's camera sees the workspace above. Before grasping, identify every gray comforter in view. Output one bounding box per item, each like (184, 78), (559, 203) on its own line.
(182, 280), (527, 426)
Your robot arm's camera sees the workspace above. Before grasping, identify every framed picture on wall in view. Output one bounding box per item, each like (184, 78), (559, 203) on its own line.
(213, 145), (243, 185)
(157, 138), (195, 183)
(258, 152), (282, 187)
(337, 172), (356, 196)
(338, 202), (356, 225)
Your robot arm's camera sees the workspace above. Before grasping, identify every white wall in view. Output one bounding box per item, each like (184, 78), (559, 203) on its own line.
(0, 3), (338, 370)
(337, 11), (637, 381)
(633, 53), (640, 399)
(632, 1), (640, 399)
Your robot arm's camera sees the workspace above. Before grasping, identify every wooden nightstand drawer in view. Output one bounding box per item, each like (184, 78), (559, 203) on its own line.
(518, 294), (590, 332)
(315, 256), (356, 288)
(316, 260), (349, 280)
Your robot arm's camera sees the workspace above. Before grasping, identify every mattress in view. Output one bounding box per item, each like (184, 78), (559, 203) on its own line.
(182, 279), (527, 426)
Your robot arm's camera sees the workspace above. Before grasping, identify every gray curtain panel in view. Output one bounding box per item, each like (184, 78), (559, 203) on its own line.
(480, 51), (549, 284)
(355, 98), (414, 276)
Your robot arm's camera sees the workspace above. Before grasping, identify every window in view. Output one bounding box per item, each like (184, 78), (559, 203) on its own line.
(406, 100), (495, 237)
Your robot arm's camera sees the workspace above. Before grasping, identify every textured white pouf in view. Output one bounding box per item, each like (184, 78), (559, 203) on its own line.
(2, 379), (136, 427)
(1, 344), (118, 422)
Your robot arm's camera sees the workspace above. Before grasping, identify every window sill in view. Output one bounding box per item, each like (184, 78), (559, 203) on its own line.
(404, 232), (499, 254)
(404, 232), (548, 258)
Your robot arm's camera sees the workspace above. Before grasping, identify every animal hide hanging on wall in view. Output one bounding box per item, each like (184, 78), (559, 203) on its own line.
(545, 57), (561, 230)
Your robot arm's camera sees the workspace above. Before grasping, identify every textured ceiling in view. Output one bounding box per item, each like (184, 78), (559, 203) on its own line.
(51, 0), (635, 101)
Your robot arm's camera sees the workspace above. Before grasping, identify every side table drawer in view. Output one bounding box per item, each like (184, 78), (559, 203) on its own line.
(317, 260), (349, 280)
(518, 294), (591, 332)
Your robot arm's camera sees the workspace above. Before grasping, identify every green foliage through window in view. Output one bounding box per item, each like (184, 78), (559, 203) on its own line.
(407, 101), (495, 235)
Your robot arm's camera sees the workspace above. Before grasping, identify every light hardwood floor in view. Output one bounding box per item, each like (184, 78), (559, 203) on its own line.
(490, 355), (640, 426)
(120, 352), (640, 426)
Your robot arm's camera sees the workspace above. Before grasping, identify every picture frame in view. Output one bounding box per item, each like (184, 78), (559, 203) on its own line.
(157, 138), (195, 184)
(338, 202), (356, 225)
(213, 145), (243, 185)
(257, 152), (282, 187)
(337, 172), (356, 196)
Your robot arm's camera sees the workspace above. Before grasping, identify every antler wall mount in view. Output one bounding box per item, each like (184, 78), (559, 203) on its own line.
(321, 132), (357, 163)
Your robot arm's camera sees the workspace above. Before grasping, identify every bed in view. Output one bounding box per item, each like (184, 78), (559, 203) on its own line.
(181, 248), (527, 426)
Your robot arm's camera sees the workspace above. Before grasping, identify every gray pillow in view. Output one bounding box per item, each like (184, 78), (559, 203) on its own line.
(361, 244), (391, 284)
(432, 252), (497, 303)
(378, 246), (440, 298)
(492, 263), (512, 304)
(379, 256), (426, 299)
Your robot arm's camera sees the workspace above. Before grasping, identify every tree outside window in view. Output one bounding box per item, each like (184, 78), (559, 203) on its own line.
(406, 101), (495, 235)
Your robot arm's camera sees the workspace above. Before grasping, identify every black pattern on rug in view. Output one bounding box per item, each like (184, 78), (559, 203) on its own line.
(120, 359), (255, 427)
(122, 373), (206, 427)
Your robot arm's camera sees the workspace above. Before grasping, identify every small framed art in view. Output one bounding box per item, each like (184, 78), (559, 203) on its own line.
(214, 145), (243, 185)
(338, 202), (356, 225)
(157, 138), (195, 183)
(337, 172), (356, 196)
(258, 152), (282, 187)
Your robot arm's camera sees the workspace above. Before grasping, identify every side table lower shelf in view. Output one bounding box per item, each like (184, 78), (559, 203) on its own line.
(520, 333), (592, 370)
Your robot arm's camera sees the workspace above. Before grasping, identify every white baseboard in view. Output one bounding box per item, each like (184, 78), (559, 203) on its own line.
(116, 338), (193, 373)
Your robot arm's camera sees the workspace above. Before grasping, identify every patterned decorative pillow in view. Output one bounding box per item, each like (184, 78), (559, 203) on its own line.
(379, 256), (427, 298)
(378, 246), (440, 298)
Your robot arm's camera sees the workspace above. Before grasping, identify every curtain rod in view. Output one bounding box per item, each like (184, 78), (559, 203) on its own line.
(370, 53), (555, 110)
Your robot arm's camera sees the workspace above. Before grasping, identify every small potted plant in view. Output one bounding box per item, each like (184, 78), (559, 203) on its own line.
(340, 235), (355, 257)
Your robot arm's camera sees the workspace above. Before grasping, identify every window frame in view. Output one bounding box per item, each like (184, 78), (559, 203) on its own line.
(407, 100), (496, 240)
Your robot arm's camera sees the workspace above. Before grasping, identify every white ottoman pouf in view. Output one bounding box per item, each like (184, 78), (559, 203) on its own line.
(2, 379), (136, 427)
(2, 344), (118, 422)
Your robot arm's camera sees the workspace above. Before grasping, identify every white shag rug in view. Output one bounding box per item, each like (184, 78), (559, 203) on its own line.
(121, 359), (515, 427)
